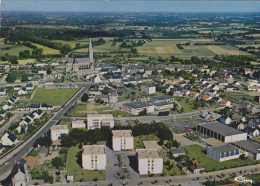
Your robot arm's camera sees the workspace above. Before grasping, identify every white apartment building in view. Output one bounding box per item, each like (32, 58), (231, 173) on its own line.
(82, 145), (106, 170)
(121, 102), (154, 115)
(72, 120), (86, 128)
(112, 130), (134, 151)
(50, 125), (69, 141)
(137, 149), (163, 175)
(141, 85), (156, 94)
(87, 114), (114, 129)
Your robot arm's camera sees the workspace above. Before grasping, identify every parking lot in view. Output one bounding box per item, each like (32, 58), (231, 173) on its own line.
(166, 119), (203, 132)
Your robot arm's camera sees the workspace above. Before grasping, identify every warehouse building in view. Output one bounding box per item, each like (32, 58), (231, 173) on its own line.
(197, 122), (247, 143)
(149, 95), (174, 103)
(232, 140), (260, 160)
(121, 102), (154, 115)
(207, 144), (240, 162)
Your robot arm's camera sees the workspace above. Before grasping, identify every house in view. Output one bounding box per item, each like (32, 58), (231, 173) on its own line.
(212, 97), (222, 103)
(250, 107), (260, 115)
(121, 102), (154, 115)
(12, 160), (27, 186)
(245, 127), (259, 137)
(92, 75), (102, 83)
(26, 83), (34, 90)
(87, 114), (114, 129)
(0, 110), (6, 118)
(1, 130), (18, 146)
(174, 88), (190, 97)
(29, 104), (41, 111)
(163, 84), (174, 93)
(38, 67), (47, 75)
(190, 161), (204, 174)
(0, 87), (6, 96)
(149, 95), (174, 103)
(32, 109), (43, 119)
(41, 103), (54, 110)
(0, 116), (5, 125)
(109, 75), (121, 83)
(137, 149), (163, 175)
(211, 84), (220, 91)
(82, 145), (106, 170)
(202, 95), (212, 101)
(232, 114), (246, 122)
(231, 121), (245, 130)
(50, 125), (69, 141)
(141, 84), (156, 94)
(3, 102), (12, 110)
(17, 105), (29, 111)
(207, 144), (240, 162)
(224, 86), (237, 92)
(170, 148), (186, 157)
(219, 99), (231, 106)
(189, 91), (199, 98)
(112, 130), (134, 151)
(18, 87), (27, 95)
(219, 115), (232, 125)
(37, 146), (49, 157)
(248, 119), (260, 128)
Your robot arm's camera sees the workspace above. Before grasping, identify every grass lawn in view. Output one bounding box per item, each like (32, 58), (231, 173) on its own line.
(175, 97), (208, 112)
(67, 146), (106, 182)
(160, 151), (182, 176)
(31, 88), (78, 106)
(31, 43), (60, 54)
(222, 92), (257, 104)
(0, 44), (33, 57)
(29, 150), (38, 157)
(185, 145), (259, 172)
(134, 134), (159, 150)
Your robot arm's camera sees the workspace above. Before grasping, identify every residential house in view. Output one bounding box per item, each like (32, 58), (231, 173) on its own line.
(224, 86), (237, 92)
(112, 130), (134, 151)
(219, 99), (231, 106)
(189, 91), (199, 98)
(248, 119), (260, 128)
(18, 87), (27, 95)
(163, 84), (174, 93)
(232, 114), (246, 122)
(141, 84), (156, 94)
(1, 130), (18, 146)
(82, 145), (106, 170)
(231, 121), (245, 130)
(12, 160), (27, 186)
(190, 161), (204, 174)
(0, 88), (6, 96)
(37, 146), (49, 157)
(245, 127), (259, 137)
(174, 88), (190, 97)
(219, 115), (232, 125)
(26, 83), (34, 90)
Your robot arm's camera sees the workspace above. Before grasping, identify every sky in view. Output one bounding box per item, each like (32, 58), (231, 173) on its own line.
(1, 1), (260, 13)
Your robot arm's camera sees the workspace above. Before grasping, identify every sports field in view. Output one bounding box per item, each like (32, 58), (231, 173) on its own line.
(31, 88), (78, 106)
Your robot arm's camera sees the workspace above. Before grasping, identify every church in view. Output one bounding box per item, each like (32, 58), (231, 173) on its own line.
(65, 38), (94, 76)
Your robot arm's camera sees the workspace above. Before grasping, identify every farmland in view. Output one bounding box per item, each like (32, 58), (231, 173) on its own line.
(31, 43), (60, 54)
(0, 44), (33, 57)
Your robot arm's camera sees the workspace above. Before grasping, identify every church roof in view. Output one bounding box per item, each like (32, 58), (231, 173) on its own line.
(68, 58), (90, 64)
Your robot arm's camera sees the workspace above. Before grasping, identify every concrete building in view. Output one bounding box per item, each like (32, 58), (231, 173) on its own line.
(197, 122), (247, 143)
(141, 84), (156, 94)
(121, 102), (154, 115)
(82, 145), (106, 170)
(170, 148), (186, 157)
(232, 140), (260, 160)
(153, 102), (173, 110)
(50, 125), (69, 141)
(137, 149), (163, 175)
(87, 114), (114, 129)
(72, 120), (86, 128)
(207, 144), (240, 162)
(149, 95), (174, 103)
(112, 130), (134, 151)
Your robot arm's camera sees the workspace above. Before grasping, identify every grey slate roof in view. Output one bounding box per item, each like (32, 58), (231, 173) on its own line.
(232, 140), (260, 154)
(209, 144), (239, 153)
(123, 102), (152, 109)
(170, 148), (185, 154)
(150, 95), (172, 101)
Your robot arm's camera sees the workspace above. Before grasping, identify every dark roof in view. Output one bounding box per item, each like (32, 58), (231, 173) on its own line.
(123, 101), (152, 109)
(245, 126), (258, 134)
(0, 110), (6, 115)
(154, 102), (173, 106)
(26, 83), (33, 87)
(190, 163), (204, 170)
(198, 122), (245, 136)
(232, 140), (260, 154)
(171, 148), (186, 154)
(41, 103), (53, 108)
(150, 95), (172, 101)
(29, 113), (35, 119)
(8, 133), (17, 142)
(25, 117), (32, 123)
(13, 163), (25, 175)
(68, 58), (90, 64)
(30, 104), (41, 109)
(34, 109), (43, 115)
(0, 116), (4, 122)
(19, 158), (27, 166)
(209, 144), (239, 153)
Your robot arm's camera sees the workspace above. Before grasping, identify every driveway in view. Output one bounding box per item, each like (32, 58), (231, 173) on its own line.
(106, 147), (121, 182)
(173, 133), (206, 147)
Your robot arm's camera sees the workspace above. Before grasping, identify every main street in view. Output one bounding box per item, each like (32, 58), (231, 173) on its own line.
(0, 86), (88, 181)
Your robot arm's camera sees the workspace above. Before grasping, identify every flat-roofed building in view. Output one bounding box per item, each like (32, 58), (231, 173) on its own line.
(141, 84), (156, 94)
(50, 125), (69, 141)
(82, 145), (106, 170)
(232, 140), (260, 160)
(149, 95), (174, 103)
(170, 148), (186, 157)
(207, 144), (240, 162)
(197, 122), (247, 143)
(121, 102), (154, 115)
(137, 149), (163, 175)
(154, 102), (173, 110)
(72, 120), (86, 128)
(112, 130), (134, 151)
(87, 114), (114, 129)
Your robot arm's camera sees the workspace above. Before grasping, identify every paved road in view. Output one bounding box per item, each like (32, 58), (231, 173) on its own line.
(173, 133), (206, 147)
(0, 86), (87, 181)
(0, 113), (23, 136)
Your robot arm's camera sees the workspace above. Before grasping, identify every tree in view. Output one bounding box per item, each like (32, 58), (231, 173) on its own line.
(60, 44), (72, 54)
(180, 107), (184, 113)
(138, 109), (147, 116)
(190, 77), (196, 84)
(21, 73), (28, 82)
(47, 67), (52, 74)
(6, 71), (17, 82)
(81, 93), (89, 102)
(33, 136), (52, 147)
(8, 55), (18, 64)
(60, 134), (76, 147)
(51, 157), (64, 168)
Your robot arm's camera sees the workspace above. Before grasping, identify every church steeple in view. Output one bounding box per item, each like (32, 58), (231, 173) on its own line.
(89, 38), (93, 62)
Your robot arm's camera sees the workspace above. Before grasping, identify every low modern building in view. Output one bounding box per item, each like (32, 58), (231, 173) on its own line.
(197, 122), (247, 143)
(170, 148), (186, 157)
(50, 125), (69, 141)
(112, 130), (134, 151)
(153, 102), (173, 110)
(141, 84), (156, 94)
(137, 149), (163, 175)
(121, 102), (154, 115)
(149, 95), (174, 103)
(232, 140), (260, 160)
(207, 144), (240, 162)
(82, 145), (106, 170)
(87, 114), (114, 129)
(72, 120), (86, 128)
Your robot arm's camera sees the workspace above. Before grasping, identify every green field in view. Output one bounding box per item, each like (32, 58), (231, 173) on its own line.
(67, 146), (106, 182)
(185, 145), (258, 172)
(32, 43), (60, 54)
(31, 88), (78, 106)
(222, 92), (257, 104)
(134, 134), (159, 149)
(0, 44), (33, 57)
(160, 151), (182, 176)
